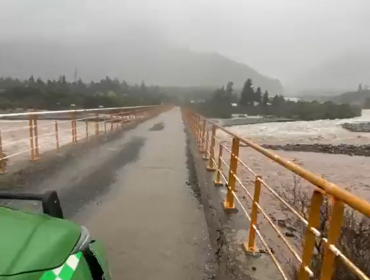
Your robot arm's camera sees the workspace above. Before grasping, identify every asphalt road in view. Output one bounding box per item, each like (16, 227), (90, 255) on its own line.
(4, 108), (214, 280)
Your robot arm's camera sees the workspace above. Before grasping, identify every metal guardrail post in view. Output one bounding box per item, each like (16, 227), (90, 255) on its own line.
(0, 131), (6, 174)
(71, 112), (74, 143)
(197, 116), (202, 147)
(203, 130), (210, 160)
(320, 199), (344, 280)
(71, 112), (77, 143)
(29, 116), (35, 161)
(246, 175), (262, 251)
(110, 114), (114, 131)
(95, 113), (99, 136)
(223, 137), (240, 212)
(207, 125), (216, 171)
(200, 120), (206, 153)
(85, 120), (89, 138)
(214, 143), (223, 186)
(298, 190), (324, 280)
(96, 113), (100, 136)
(33, 116), (40, 158)
(55, 121), (59, 153)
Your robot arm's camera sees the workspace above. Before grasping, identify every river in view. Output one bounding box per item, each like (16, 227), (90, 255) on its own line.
(214, 110), (370, 273)
(220, 109), (370, 145)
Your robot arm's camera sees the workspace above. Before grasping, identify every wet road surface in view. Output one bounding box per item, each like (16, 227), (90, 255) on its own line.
(8, 108), (212, 280)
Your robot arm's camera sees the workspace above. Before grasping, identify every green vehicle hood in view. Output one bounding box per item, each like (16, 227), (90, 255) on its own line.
(0, 207), (81, 276)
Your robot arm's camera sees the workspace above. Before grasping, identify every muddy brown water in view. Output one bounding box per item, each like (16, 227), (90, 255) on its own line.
(215, 111), (370, 275)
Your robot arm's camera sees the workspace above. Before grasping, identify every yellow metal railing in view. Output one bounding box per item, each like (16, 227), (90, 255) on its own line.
(0, 105), (168, 173)
(182, 108), (370, 280)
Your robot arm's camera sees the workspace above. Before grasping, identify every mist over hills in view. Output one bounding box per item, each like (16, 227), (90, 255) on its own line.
(0, 40), (283, 94)
(287, 49), (370, 96)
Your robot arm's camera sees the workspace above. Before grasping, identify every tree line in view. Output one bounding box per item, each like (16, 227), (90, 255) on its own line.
(188, 79), (361, 120)
(0, 76), (170, 110)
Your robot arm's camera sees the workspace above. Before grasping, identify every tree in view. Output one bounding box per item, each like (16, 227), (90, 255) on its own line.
(226, 81), (233, 96)
(358, 83), (363, 92)
(262, 90), (269, 106)
(255, 87), (262, 104)
(140, 81), (147, 95)
(364, 97), (370, 109)
(28, 75), (35, 84)
(239, 79), (254, 106)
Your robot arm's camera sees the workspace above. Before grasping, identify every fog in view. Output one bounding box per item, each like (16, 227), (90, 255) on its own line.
(1, 0), (370, 93)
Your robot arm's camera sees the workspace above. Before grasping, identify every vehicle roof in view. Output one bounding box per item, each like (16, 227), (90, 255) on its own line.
(0, 207), (81, 276)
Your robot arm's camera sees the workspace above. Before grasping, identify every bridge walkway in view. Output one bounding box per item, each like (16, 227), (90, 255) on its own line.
(75, 107), (212, 280)
(1, 108), (213, 280)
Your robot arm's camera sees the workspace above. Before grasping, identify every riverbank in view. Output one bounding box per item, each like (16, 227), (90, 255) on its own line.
(342, 122), (370, 133)
(262, 143), (370, 157)
(215, 116), (295, 127)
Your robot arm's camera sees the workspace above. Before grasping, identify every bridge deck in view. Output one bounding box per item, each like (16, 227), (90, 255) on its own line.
(6, 108), (213, 279)
(78, 108), (212, 279)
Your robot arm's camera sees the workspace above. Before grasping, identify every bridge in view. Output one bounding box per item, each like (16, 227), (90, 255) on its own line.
(0, 106), (369, 280)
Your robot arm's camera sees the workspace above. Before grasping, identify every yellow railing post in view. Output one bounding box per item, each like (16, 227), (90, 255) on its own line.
(298, 190), (324, 280)
(55, 121), (59, 153)
(202, 130), (210, 160)
(246, 175), (262, 252)
(207, 125), (216, 171)
(200, 120), (206, 153)
(33, 116), (40, 159)
(71, 112), (75, 143)
(214, 143), (223, 186)
(29, 116), (35, 161)
(198, 117), (204, 148)
(223, 137), (240, 213)
(0, 131), (6, 174)
(85, 120), (89, 138)
(196, 116), (202, 147)
(73, 112), (78, 143)
(320, 199), (344, 280)
(95, 113), (99, 136)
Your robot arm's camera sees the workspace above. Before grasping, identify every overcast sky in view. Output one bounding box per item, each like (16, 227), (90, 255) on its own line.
(1, 0), (369, 84)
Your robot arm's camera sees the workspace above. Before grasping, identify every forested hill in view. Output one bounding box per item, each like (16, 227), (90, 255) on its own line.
(0, 41), (283, 95)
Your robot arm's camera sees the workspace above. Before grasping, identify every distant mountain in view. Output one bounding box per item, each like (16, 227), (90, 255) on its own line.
(0, 40), (283, 94)
(330, 90), (370, 105)
(287, 49), (370, 95)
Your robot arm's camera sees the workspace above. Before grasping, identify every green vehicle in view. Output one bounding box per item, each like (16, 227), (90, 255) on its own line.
(0, 191), (111, 280)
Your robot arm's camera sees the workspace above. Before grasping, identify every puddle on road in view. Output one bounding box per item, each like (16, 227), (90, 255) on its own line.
(148, 122), (165, 131)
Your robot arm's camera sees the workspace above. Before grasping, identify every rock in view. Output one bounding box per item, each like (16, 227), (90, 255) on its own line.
(277, 219), (286, 227)
(252, 267), (257, 271)
(286, 225), (297, 232)
(285, 231), (295, 237)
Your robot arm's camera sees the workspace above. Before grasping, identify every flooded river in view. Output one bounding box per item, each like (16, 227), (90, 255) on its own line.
(222, 109), (370, 145)
(216, 110), (370, 270)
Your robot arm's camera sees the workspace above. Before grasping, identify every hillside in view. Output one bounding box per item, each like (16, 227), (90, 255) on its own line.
(0, 40), (283, 94)
(288, 49), (370, 95)
(331, 90), (370, 105)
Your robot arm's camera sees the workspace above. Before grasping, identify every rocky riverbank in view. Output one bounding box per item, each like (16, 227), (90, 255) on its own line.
(342, 122), (370, 132)
(218, 117), (295, 127)
(262, 143), (370, 157)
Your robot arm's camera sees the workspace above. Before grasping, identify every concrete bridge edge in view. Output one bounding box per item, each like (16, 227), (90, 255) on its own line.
(183, 121), (279, 280)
